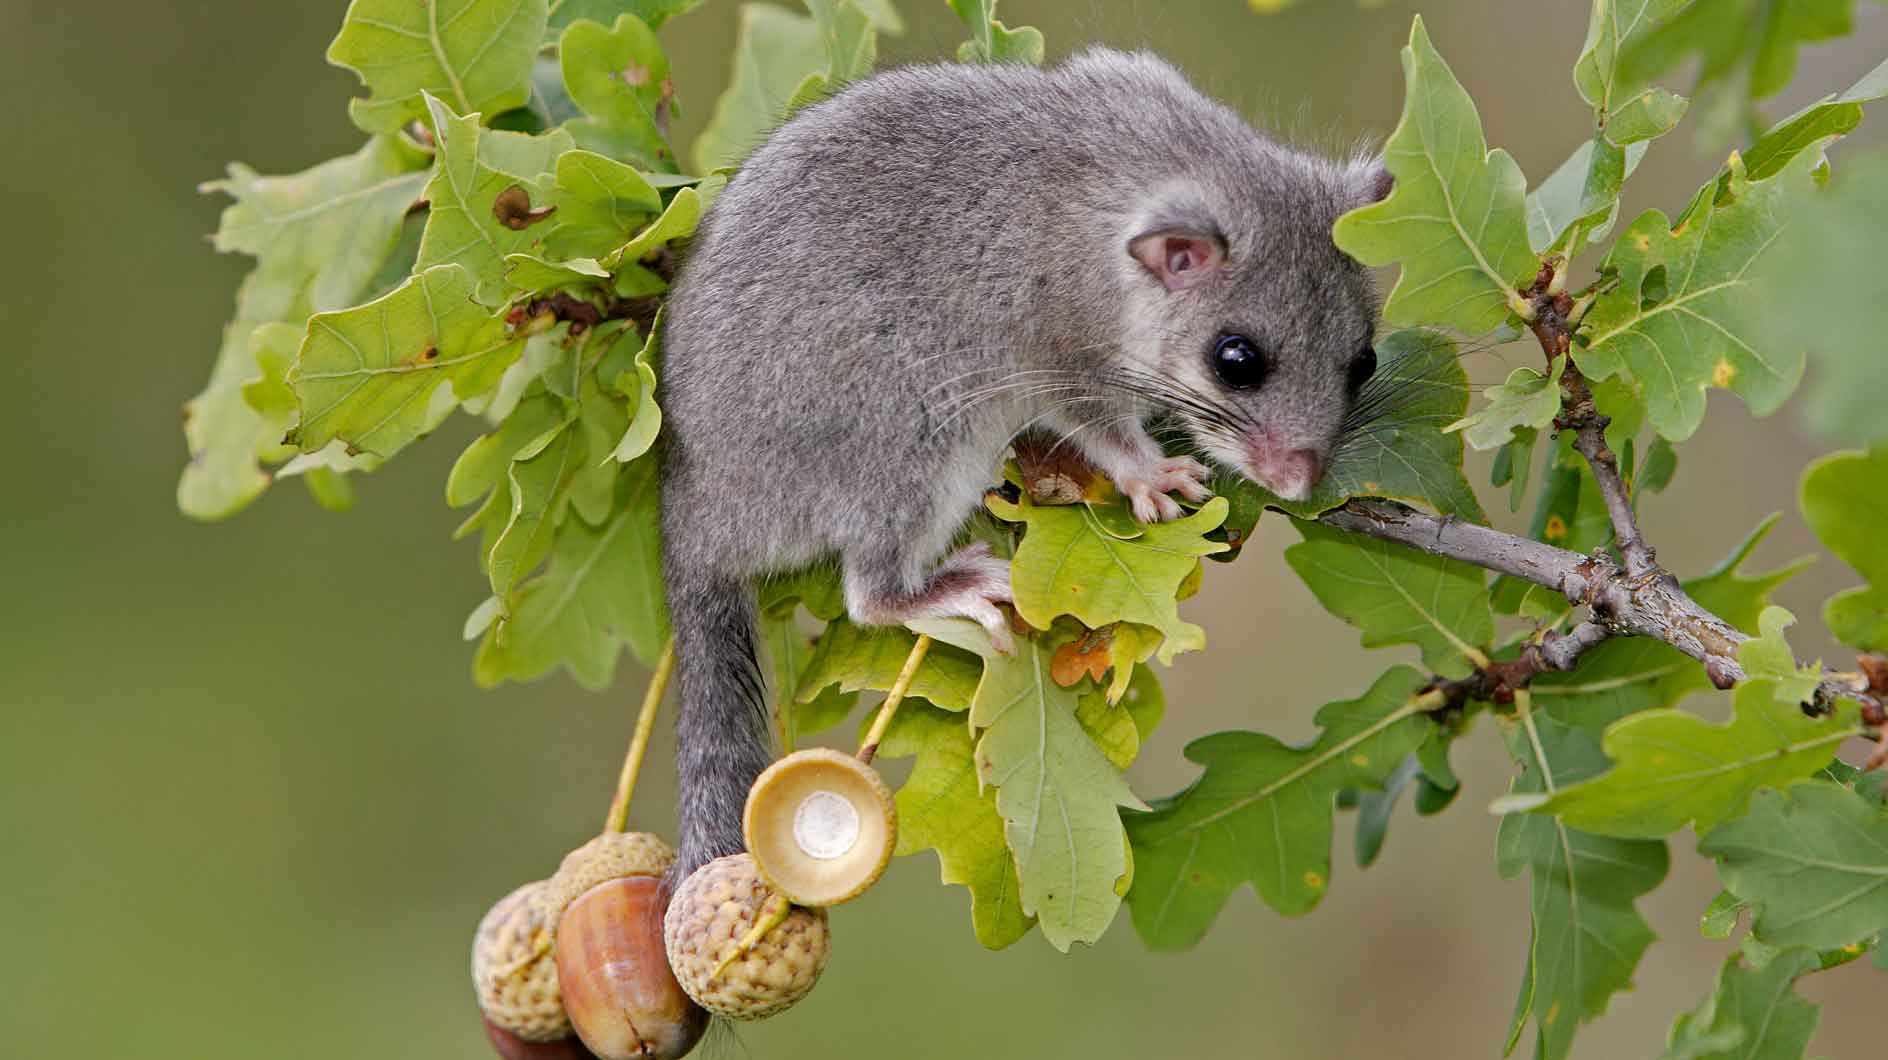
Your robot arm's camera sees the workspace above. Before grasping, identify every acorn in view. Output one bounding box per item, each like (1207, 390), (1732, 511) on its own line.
(473, 833), (708, 1060)
(663, 852), (830, 1021)
(555, 874), (709, 1059)
(743, 747), (896, 907)
(473, 880), (571, 1043)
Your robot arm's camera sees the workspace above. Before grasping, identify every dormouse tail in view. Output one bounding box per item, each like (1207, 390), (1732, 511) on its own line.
(665, 563), (773, 885)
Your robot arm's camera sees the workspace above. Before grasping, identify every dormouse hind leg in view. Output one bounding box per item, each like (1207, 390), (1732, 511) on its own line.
(844, 541), (1016, 652)
(1050, 418), (1213, 524)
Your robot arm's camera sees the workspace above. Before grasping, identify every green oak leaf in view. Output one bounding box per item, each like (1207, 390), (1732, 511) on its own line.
(329, 0), (547, 134)
(693, 1), (884, 172)
(1235, 330), (1487, 521)
(1448, 356), (1565, 451)
(418, 94), (575, 305)
(1575, 0), (1690, 145)
(475, 456), (667, 683)
(1701, 889), (1747, 940)
(794, 618), (983, 713)
(447, 389), (567, 571)
(559, 14), (677, 169)
(1496, 711), (1668, 1060)
(987, 490), (1227, 664)
(1800, 445), (1888, 651)
(1531, 514), (1809, 732)
(1735, 606), (1822, 706)
(183, 138), (429, 519)
(1762, 156), (1888, 449)
(1495, 679), (1863, 838)
(948, 0), (1044, 65)
(1621, 0), (1857, 147)
(1350, 753), (1433, 869)
(1526, 136), (1649, 253)
(804, 0), (877, 87)
(487, 418), (584, 600)
(1660, 947), (1818, 1060)
(1744, 56), (1888, 181)
(1703, 780), (1888, 951)
(548, 0), (706, 36)
(503, 253), (611, 293)
(1286, 520), (1494, 679)
(875, 701), (1033, 949)
(607, 316), (664, 463)
(1332, 16), (1535, 336)
(605, 184), (706, 268)
(760, 610), (858, 742)
(543, 150), (662, 260)
(1124, 666), (1438, 948)
(288, 264), (525, 458)
(912, 618), (1143, 952)
(1578, 150), (1816, 442)
(757, 564), (846, 622)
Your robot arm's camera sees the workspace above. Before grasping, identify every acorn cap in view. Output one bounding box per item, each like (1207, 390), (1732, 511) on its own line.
(742, 748), (896, 907)
(541, 831), (675, 919)
(472, 880), (572, 1043)
(662, 853), (830, 1021)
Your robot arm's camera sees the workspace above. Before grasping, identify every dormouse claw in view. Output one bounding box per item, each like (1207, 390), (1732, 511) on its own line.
(1115, 456), (1215, 524)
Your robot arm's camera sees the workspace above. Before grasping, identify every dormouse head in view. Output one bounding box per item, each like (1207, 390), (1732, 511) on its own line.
(1117, 157), (1393, 501)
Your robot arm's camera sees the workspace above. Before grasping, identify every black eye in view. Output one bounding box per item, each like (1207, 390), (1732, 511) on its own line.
(1347, 346), (1378, 396)
(1211, 334), (1268, 390)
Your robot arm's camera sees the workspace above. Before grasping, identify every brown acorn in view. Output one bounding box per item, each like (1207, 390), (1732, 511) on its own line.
(555, 875), (709, 1060)
(481, 1017), (604, 1060)
(662, 853), (830, 1021)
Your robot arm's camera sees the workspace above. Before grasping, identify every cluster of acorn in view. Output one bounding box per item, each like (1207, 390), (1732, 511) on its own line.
(472, 746), (899, 1059)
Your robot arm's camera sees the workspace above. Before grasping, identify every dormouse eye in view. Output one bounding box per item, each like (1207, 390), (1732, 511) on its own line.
(1211, 334), (1267, 390)
(1347, 346), (1378, 396)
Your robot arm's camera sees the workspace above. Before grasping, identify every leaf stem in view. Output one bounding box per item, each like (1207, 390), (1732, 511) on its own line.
(603, 637), (675, 834)
(857, 634), (931, 765)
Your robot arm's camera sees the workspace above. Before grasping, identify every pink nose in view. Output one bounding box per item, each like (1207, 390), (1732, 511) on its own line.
(1255, 448), (1325, 501)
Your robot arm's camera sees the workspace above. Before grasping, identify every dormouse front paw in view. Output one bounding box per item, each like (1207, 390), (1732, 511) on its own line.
(1114, 456), (1214, 523)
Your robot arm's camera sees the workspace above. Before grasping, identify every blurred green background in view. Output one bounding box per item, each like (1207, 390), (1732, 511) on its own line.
(4, 1), (1884, 1056)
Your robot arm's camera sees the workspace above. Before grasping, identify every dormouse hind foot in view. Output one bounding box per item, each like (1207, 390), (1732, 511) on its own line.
(1114, 456), (1214, 524)
(846, 542), (1016, 653)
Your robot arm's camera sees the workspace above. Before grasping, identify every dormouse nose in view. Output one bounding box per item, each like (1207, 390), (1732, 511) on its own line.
(1251, 447), (1325, 502)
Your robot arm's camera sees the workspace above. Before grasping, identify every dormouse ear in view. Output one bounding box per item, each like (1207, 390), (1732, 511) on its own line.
(1358, 162), (1394, 205)
(1128, 229), (1225, 292)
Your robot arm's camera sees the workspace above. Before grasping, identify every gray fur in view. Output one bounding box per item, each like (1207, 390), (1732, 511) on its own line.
(659, 48), (1386, 879)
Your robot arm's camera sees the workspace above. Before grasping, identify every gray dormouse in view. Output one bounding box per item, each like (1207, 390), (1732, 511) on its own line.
(658, 48), (1391, 882)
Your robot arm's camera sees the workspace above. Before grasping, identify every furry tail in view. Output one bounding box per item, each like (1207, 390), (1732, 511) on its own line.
(665, 562), (773, 885)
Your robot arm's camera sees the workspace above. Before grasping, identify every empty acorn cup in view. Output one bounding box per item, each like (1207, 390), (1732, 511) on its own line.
(742, 747), (897, 907)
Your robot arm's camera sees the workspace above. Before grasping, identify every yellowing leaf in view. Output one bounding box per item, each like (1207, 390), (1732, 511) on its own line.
(989, 491), (1226, 664)
(875, 702), (1034, 949)
(914, 618), (1143, 952)
(1332, 17), (1535, 335)
(329, 0), (547, 134)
